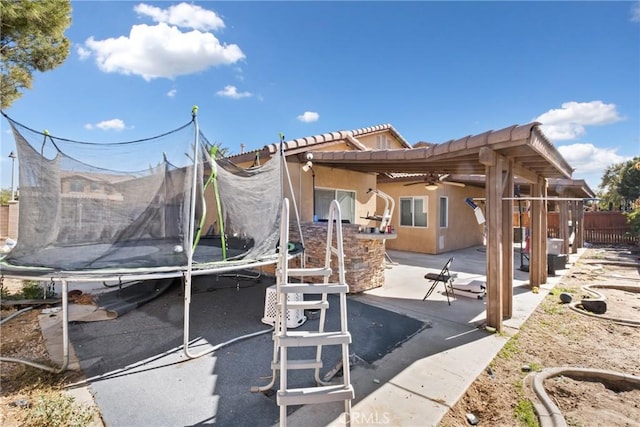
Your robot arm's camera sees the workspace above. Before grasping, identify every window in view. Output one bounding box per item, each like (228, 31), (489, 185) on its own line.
(399, 196), (427, 227)
(439, 196), (448, 228)
(315, 188), (355, 224)
(70, 180), (84, 192)
(376, 135), (390, 149)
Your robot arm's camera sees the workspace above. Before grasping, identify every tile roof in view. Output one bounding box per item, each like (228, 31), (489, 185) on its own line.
(308, 122), (575, 182)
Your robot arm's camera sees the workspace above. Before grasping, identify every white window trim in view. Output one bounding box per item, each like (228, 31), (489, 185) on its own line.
(315, 186), (356, 224)
(399, 196), (428, 228)
(439, 196), (448, 228)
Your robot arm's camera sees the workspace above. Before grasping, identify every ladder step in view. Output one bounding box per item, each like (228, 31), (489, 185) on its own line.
(271, 358), (323, 371)
(287, 267), (332, 277)
(282, 300), (329, 311)
(281, 283), (348, 294)
(278, 331), (351, 347)
(277, 384), (354, 406)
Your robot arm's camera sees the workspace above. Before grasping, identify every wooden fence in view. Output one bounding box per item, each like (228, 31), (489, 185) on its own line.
(548, 211), (637, 245)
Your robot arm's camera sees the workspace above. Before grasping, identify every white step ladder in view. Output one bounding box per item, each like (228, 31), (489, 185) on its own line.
(252, 198), (353, 426)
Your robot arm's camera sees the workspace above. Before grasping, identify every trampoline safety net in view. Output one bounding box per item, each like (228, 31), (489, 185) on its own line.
(0, 114), (282, 274)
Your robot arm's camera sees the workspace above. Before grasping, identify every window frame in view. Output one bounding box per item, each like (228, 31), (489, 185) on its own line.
(399, 196), (428, 228)
(439, 196), (448, 228)
(314, 187), (356, 224)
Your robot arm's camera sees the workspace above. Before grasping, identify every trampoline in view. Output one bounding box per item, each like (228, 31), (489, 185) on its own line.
(0, 108), (303, 372)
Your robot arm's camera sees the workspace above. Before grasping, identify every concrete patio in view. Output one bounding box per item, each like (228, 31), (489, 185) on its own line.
(41, 244), (579, 426)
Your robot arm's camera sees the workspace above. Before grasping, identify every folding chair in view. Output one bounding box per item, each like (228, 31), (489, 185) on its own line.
(422, 257), (456, 305)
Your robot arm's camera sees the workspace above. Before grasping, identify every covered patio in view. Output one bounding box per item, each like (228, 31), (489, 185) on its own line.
(295, 122), (593, 331)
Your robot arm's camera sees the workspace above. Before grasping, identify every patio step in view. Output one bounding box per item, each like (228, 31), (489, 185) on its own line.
(277, 384), (354, 406)
(278, 331), (351, 348)
(287, 267), (332, 277)
(281, 300), (329, 311)
(281, 283), (348, 294)
(271, 359), (322, 371)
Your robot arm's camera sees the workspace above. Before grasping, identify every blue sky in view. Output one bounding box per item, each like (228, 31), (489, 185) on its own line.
(2, 1), (639, 192)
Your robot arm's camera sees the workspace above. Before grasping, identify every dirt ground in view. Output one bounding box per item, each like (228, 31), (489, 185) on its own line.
(441, 245), (640, 427)
(1, 245), (639, 427)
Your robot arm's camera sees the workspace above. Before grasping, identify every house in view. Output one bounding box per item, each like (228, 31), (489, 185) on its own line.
(221, 121), (596, 331)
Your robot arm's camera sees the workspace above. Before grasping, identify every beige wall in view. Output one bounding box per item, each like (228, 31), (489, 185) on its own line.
(0, 202), (19, 241)
(203, 130), (486, 255)
(378, 182), (485, 254)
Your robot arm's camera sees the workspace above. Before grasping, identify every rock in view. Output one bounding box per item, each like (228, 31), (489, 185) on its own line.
(466, 412), (479, 425)
(581, 298), (607, 314)
(559, 292), (573, 303)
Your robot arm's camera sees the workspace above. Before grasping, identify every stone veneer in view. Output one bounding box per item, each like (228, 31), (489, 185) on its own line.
(288, 222), (388, 293)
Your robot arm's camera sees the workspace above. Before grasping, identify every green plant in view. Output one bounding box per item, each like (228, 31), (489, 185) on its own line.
(21, 281), (45, 299)
(0, 282), (9, 299)
(498, 334), (520, 360)
(23, 390), (97, 427)
(528, 362), (543, 372)
(624, 209), (640, 238)
(514, 399), (539, 426)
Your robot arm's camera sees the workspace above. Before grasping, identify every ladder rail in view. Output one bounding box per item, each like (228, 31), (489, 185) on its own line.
(254, 198), (352, 426)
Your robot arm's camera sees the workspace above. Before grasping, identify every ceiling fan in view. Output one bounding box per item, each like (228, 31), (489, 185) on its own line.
(403, 173), (465, 190)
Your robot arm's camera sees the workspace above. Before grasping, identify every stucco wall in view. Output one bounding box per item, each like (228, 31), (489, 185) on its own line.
(378, 182), (485, 254)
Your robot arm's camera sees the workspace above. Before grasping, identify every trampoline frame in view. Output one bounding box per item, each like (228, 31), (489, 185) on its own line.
(0, 257), (286, 373)
(0, 111), (309, 373)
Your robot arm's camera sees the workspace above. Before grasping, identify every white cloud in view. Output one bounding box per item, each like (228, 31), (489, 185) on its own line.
(557, 142), (631, 189)
(84, 119), (126, 131)
(81, 3), (244, 80)
(631, 1), (640, 22)
(557, 143), (627, 174)
(297, 111), (319, 123)
(167, 89), (177, 98)
(134, 3), (225, 31)
(76, 45), (91, 60)
(535, 101), (622, 140)
(216, 85), (252, 99)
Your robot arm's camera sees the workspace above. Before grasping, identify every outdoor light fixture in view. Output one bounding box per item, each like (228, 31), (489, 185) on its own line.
(302, 161), (313, 172)
(302, 152), (316, 220)
(8, 151), (16, 201)
(425, 183), (439, 191)
(302, 152), (313, 172)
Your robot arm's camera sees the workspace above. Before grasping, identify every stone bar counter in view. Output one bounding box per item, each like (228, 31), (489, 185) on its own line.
(288, 222), (396, 293)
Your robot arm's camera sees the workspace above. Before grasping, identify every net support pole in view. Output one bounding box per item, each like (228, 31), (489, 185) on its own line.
(183, 107), (206, 359)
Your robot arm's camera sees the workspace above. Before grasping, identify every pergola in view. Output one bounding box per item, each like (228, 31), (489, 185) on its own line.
(299, 122), (589, 331)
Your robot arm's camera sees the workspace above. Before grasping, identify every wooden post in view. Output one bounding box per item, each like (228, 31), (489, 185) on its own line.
(575, 201), (584, 251)
(502, 162), (514, 319)
(540, 177), (548, 283)
(559, 199), (569, 254)
(529, 176), (548, 287)
(480, 147), (503, 330)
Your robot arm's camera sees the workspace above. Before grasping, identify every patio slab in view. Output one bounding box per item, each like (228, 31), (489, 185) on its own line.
(39, 245), (579, 426)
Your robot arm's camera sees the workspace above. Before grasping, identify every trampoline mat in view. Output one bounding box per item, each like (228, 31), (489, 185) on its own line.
(1, 236), (251, 272)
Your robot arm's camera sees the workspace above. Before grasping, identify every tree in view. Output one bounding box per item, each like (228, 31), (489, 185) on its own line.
(598, 156), (640, 211)
(0, 188), (12, 205)
(0, 0), (72, 109)
(618, 157), (640, 203)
